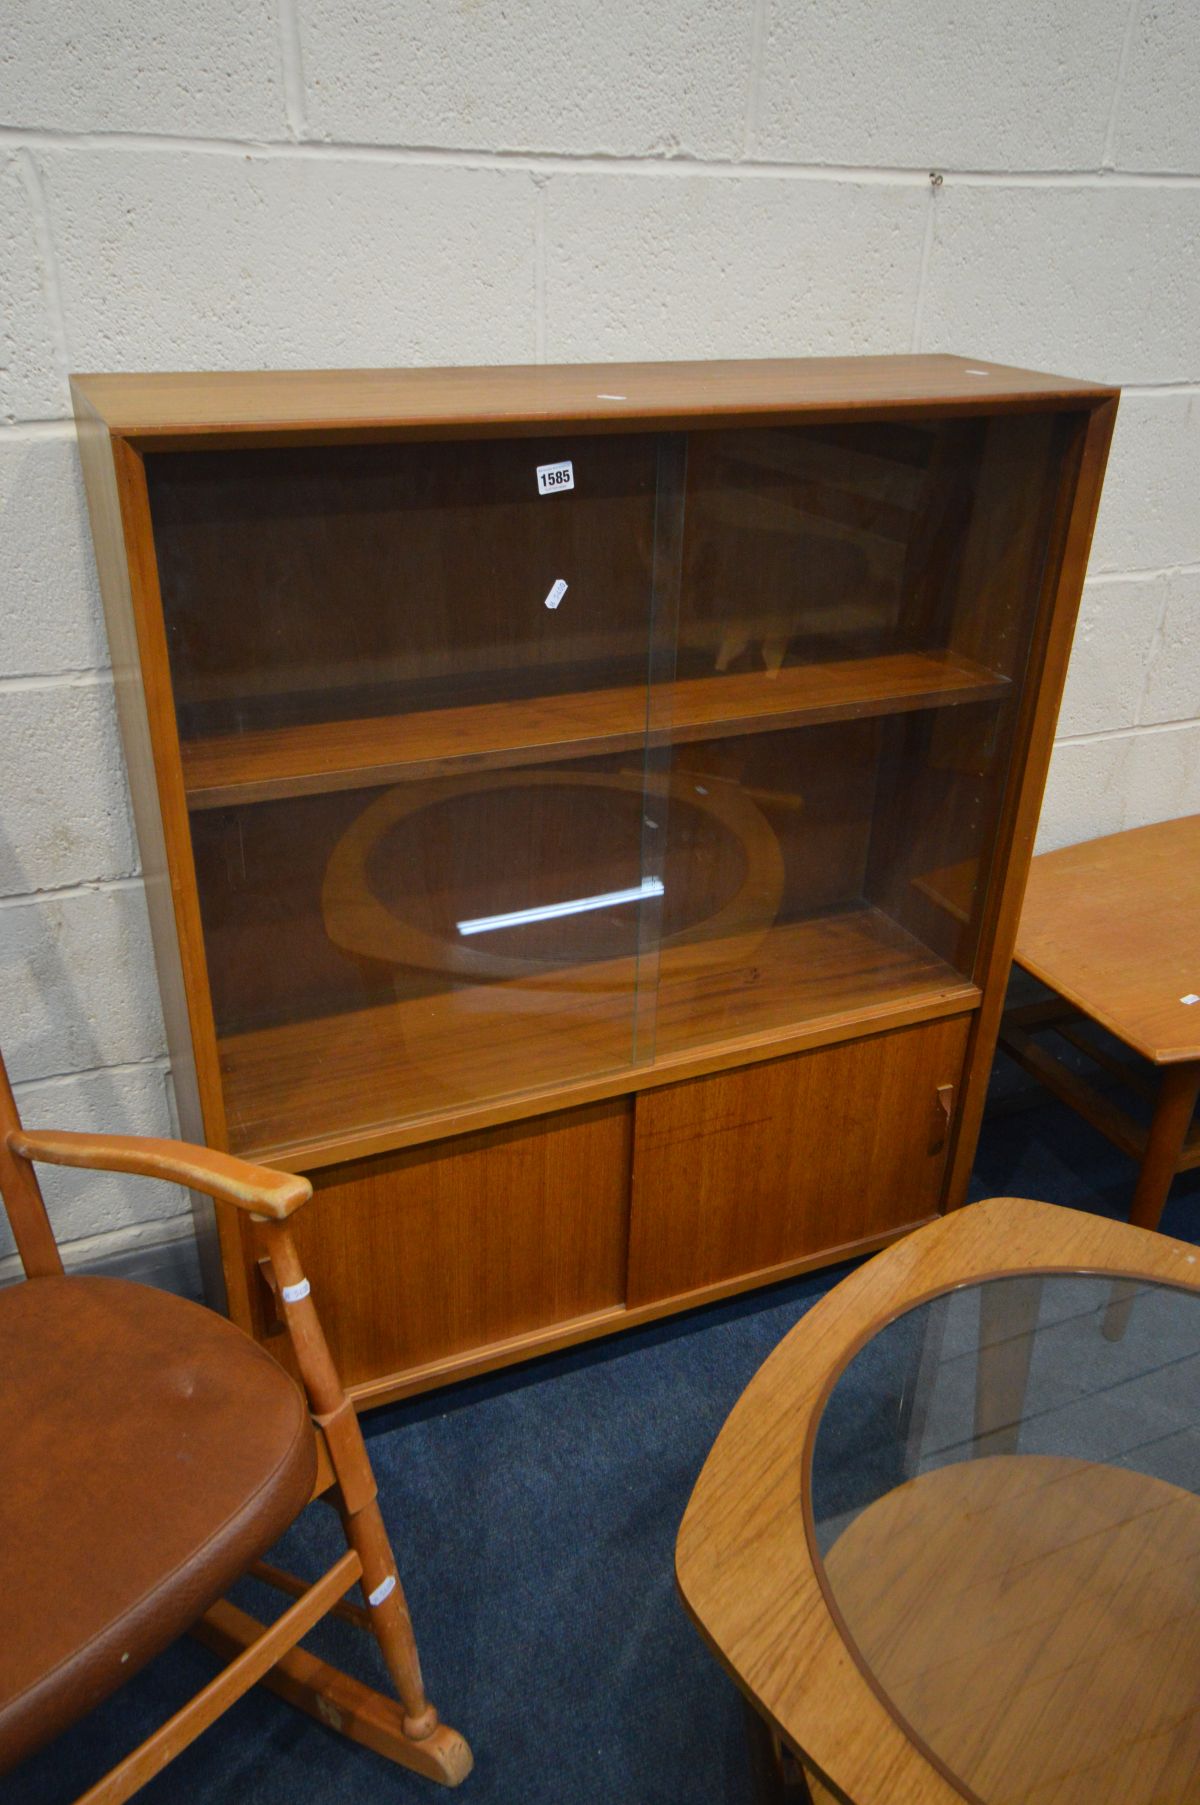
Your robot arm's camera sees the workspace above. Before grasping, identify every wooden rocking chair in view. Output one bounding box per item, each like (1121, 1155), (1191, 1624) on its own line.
(0, 1048), (472, 1800)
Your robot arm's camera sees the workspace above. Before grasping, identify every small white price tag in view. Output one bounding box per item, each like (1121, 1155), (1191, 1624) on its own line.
(537, 460), (574, 495)
(544, 578), (568, 611)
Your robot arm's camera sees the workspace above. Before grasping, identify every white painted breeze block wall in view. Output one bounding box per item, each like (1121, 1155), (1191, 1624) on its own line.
(1, 1), (1197, 1284)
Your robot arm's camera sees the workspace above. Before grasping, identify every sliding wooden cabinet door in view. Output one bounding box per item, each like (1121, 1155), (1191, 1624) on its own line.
(626, 1017), (970, 1307)
(286, 1098), (634, 1393)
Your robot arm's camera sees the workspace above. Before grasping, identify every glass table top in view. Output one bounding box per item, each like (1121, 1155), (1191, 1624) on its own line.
(809, 1272), (1200, 1805)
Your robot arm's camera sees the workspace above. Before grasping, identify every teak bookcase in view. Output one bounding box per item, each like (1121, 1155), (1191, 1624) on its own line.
(72, 357), (1117, 1409)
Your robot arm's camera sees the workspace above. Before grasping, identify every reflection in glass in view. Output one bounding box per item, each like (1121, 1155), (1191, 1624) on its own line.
(144, 410), (1068, 1157)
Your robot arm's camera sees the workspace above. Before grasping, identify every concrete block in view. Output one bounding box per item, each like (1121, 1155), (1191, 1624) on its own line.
(1057, 575), (1165, 739)
(163, 1065), (183, 1137)
(65, 1221), (203, 1299)
(1090, 392), (1200, 575)
(1035, 735), (1131, 852)
(1040, 723), (1200, 852)
(1, 1063), (188, 1260)
(1140, 569), (1200, 727)
(755, 0), (1126, 171)
(0, 154), (65, 422)
(1121, 723), (1200, 830)
(0, 3), (287, 139)
(42, 151), (537, 372)
(0, 435), (107, 676)
(544, 174), (926, 361)
(921, 185), (1200, 386)
(298, 0), (749, 158)
(0, 678), (137, 895)
(0, 884), (167, 1082)
(0, 1216), (203, 1294)
(1111, 0), (1200, 175)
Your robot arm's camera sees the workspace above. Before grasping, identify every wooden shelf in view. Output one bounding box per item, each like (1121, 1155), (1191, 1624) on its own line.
(219, 905), (979, 1166)
(181, 651), (1009, 810)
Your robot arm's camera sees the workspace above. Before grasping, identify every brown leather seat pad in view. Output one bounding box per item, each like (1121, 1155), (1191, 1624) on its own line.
(0, 1275), (317, 1772)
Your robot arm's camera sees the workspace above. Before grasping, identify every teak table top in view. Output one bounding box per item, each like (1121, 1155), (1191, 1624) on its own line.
(675, 1198), (1200, 1805)
(821, 1450), (1200, 1804)
(1014, 814), (1200, 1064)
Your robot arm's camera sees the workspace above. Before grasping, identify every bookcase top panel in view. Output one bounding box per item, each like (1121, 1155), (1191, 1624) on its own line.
(72, 355), (1114, 444)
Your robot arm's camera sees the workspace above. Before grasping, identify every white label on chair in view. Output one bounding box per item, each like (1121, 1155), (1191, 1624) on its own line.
(281, 1277), (311, 1303)
(1183, 994), (1200, 1006)
(543, 578), (568, 611)
(536, 460), (574, 495)
(368, 1574), (397, 1608)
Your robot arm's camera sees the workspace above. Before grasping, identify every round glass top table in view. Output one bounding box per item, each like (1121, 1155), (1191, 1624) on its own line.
(676, 1199), (1200, 1805)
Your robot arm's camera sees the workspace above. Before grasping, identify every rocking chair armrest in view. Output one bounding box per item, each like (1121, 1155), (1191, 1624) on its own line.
(7, 1129), (312, 1219)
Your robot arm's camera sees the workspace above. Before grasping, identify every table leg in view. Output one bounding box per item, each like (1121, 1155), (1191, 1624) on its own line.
(974, 1276), (1043, 1456)
(741, 1699), (812, 1802)
(1101, 1276), (1141, 1343)
(897, 1290), (950, 1478)
(1102, 1062), (1200, 1341)
(1129, 1061), (1200, 1233)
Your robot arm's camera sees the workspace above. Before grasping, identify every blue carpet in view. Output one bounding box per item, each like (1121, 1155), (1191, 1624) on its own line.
(11, 1091), (1200, 1805)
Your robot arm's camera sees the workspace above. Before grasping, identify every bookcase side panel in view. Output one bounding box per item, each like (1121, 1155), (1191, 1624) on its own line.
(72, 396), (238, 1312)
(943, 398), (1119, 1209)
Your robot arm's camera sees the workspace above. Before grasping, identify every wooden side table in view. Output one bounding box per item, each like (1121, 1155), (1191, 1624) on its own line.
(676, 1197), (1200, 1805)
(998, 815), (1200, 1232)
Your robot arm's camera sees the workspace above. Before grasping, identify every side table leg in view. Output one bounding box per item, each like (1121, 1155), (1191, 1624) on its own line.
(741, 1699), (812, 1802)
(1129, 1061), (1200, 1233)
(898, 1290), (950, 1478)
(974, 1275), (1043, 1457)
(1105, 1061), (1200, 1340)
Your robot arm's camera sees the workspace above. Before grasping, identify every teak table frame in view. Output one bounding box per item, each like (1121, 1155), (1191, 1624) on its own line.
(676, 1196), (1200, 1805)
(999, 816), (1200, 1234)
